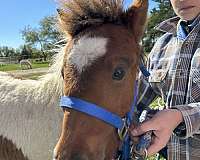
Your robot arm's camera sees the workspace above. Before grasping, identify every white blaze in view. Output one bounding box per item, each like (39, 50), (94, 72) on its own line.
(67, 36), (108, 73)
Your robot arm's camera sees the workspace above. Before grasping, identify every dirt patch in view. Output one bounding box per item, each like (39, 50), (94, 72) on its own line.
(7, 68), (49, 77)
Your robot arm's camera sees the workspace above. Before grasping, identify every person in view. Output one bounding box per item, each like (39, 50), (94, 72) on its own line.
(131, 0), (200, 159)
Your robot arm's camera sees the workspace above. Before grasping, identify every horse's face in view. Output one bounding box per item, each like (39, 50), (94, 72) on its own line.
(54, 0), (148, 160)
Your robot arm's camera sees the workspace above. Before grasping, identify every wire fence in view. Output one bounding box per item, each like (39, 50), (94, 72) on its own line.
(0, 57), (18, 64)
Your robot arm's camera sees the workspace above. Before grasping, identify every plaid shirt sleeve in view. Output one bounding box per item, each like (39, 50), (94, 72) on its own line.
(136, 71), (159, 113)
(172, 104), (200, 139)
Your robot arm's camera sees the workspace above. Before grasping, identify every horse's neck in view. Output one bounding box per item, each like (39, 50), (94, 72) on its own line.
(0, 72), (63, 160)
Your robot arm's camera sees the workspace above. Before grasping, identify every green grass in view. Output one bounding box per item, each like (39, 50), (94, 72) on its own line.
(0, 64), (21, 71)
(0, 62), (49, 71)
(150, 98), (165, 109)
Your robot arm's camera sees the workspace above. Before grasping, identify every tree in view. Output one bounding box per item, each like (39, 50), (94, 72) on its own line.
(20, 45), (32, 60)
(21, 26), (47, 60)
(143, 0), (175, 53)
(21, 16), (62, 61)
(0, 46), (16, 57)
(39, 16), (61, 44)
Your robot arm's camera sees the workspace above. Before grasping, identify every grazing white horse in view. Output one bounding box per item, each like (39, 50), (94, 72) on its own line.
(20, 59), (32, 70)
(0, 48), (65, 160)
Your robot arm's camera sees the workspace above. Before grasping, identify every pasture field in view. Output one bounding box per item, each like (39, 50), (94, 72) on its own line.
(0, 62), (49, 71)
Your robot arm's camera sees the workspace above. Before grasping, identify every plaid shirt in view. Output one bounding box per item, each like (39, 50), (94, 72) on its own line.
(137, 14), (200, 160)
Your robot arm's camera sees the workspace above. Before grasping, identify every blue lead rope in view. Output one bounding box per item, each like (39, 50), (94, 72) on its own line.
(119, 81), (138, 160)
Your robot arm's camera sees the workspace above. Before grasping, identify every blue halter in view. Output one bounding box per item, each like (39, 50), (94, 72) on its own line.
(59, 65), (150, 160)
(59, 84), (137, 159)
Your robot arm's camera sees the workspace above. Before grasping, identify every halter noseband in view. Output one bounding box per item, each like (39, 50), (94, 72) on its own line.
(59, 65), (150, 160)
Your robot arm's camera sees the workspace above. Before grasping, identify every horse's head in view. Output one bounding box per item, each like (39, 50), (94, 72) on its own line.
(54, 0), (148, 159)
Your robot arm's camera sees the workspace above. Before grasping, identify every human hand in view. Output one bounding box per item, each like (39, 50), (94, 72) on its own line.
(131, 109), (183, 156)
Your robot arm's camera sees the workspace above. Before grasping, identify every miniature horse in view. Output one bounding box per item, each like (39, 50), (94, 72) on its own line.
(54, 0), (148, 159)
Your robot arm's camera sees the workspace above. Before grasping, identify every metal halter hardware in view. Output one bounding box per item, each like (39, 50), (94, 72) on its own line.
(118, 118), (129, 141)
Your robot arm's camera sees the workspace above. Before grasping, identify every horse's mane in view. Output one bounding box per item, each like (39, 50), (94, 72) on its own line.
(58, 0), (127, 36)
(40, 45), (65, 94)
(0, 46), (65, 105)
(0, 136), (29, 160)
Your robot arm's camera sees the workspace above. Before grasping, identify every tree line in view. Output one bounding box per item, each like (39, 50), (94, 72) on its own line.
(0, 16), (63, 62)
(143, 0), (175, 53)
(0, 0), (174, 61)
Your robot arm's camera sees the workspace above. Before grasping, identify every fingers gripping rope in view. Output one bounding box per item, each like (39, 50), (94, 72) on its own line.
(133, 110), (154, 159)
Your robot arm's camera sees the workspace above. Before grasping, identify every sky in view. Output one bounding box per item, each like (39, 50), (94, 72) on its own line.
(0, 0), (157, 49)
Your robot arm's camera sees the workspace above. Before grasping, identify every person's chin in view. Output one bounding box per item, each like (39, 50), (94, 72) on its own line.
(179, 13), (198, 21)
(178, 7), (200, 21)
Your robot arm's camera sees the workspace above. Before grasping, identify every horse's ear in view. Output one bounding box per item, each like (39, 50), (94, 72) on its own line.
(126, 0), (148, 42)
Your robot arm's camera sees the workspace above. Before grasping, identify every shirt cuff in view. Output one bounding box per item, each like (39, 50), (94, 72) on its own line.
(172, 105), (200, 139)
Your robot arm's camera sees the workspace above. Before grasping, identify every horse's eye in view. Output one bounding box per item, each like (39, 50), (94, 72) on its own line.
(112, 67), (126, 80)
